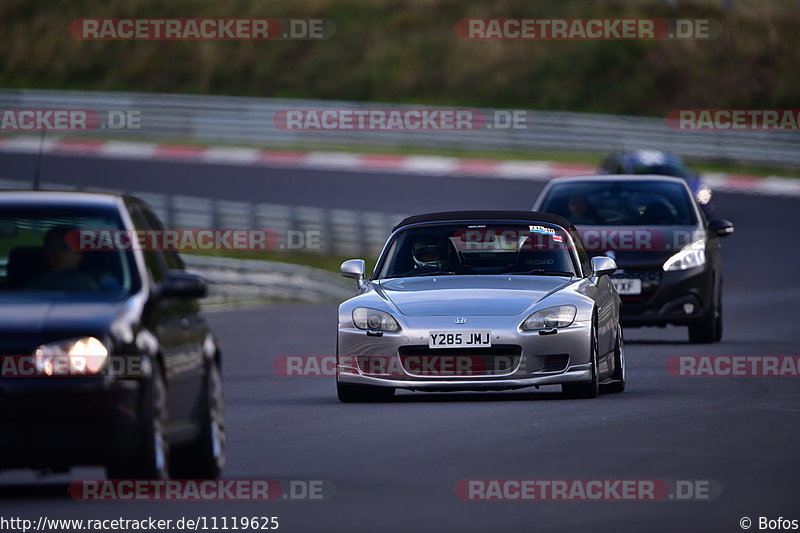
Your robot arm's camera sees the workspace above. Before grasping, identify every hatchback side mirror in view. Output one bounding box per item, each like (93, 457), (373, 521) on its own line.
(160, 271), (207, 298)
(708, 218), (734, 238)
(591, 256), (617, 277)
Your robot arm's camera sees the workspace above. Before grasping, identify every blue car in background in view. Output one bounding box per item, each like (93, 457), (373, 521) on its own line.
(599, 150), (714, 215)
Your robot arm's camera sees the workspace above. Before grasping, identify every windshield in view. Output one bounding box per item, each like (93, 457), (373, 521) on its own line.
(0, 206), (137, 295)
(539, 180), (698, 226)
(377, 223), (576, 279)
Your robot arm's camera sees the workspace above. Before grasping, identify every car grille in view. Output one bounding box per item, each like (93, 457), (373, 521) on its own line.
(538, 354), (570, 372)
(396, 345), (522, 377)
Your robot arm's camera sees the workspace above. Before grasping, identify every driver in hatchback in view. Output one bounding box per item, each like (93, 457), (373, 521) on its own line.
(27, 227), (97, 290)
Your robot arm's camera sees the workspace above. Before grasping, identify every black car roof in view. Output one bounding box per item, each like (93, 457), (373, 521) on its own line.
(393, 210), (575, 232)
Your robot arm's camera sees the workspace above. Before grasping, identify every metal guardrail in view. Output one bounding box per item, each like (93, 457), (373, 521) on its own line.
(0, 89), (798, 167)
(0, 178), (407, 258)
(180, 255), (354, 304)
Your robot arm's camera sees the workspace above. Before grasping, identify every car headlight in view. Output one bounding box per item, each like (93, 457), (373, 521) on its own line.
(663, 239), (706, 271)
(352, 308), (401, 332)
(696, 186), (713, 205)
(521, 305), (577, 331)
(34, 336), (109, 376)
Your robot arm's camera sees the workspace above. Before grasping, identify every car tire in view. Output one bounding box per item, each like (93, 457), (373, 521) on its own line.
(562, 316), (600, 399)
(713, 284), (723, 342)
(170, 361), (226, 479)
(106, 358), (170, 479)
(337, 380), (395, 403)
(689, 285), (721, 344)
(602, 324), (626, 393)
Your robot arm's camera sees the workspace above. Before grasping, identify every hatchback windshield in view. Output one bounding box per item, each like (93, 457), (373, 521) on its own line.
(539, 180), (698, 226)
(377, 223), (577, 279)
(0, 207), (137, 295)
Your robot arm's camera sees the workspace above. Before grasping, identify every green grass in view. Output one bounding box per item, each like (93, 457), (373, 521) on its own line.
(3, 0), (797, 178)
(2, 0), (798, 117)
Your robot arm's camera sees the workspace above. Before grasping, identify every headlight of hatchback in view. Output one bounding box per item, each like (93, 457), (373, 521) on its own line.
(663, 239), (706, 271)
(34, 336), (109, 376)
(521, 305), (577, 331)
(352, 308), (401, 332)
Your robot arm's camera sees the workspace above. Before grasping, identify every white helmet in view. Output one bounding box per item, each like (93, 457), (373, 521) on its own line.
(412, 236), (450, 269)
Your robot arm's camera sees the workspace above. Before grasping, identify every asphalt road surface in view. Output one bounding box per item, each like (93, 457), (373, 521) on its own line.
(1, 152), (799, 532)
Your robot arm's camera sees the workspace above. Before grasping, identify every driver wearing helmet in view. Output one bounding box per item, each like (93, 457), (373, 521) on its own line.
(411, 236), (452, 271)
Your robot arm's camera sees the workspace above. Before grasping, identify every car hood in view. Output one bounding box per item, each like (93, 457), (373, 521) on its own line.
(377, 276), (572, 316)
(0, 293), (129, 352)
(576, 225), (704, 270)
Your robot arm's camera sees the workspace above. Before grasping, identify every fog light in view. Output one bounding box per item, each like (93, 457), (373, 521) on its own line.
(683, 302), (695, 315)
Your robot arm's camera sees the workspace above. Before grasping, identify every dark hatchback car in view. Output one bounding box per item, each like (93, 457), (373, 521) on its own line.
(534, 176), (733, 343)
(0, 191), (224, 479)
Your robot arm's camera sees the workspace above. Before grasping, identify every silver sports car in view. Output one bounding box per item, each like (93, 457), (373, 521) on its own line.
(335, 211), (625, 402)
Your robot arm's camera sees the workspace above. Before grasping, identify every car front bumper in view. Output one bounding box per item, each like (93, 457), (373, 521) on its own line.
(0, 376), (143, 469)
(618, 265), (714, 327)
(337, 316), (593, 392)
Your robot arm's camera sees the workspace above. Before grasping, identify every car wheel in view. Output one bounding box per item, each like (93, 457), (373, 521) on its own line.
(337, 380), (395, 403)
(106, 358), (169, 479)
(562, 316), (599, 399)
(602, 324), (626, 393)
(170, 361), (226, 479)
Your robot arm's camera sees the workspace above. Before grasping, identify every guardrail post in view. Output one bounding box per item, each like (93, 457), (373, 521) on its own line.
(211, 199), (221, 230)
(321, 208), (333, 255)
(247, 201), (257, 230)
(287, 205), (298, 238)
(164, 194), (175, 228)
(358, 211), (369, 258)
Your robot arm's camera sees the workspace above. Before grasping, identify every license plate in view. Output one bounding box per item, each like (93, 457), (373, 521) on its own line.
(429, 331), (492, 348)
(612, 278), (642, 295)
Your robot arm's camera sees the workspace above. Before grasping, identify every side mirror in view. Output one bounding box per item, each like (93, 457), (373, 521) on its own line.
(160, 271), (207, 299)
(340, 259), (366, 286)
(708, 218), (734, 238)
(591, 256), (617, 277)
